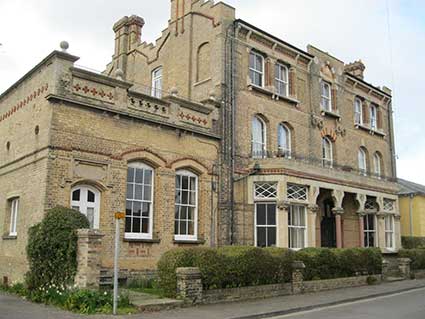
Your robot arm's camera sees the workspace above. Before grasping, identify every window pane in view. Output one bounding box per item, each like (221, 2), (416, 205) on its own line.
(182, 191), (189, 205)
(127, 168), (135, 183)
(187, 207), (194, 221)
(144, 170), (152, 185)
(125, 217), (132, 232)
(267, 227), (276, 246)
(135, 168), (144, 184)
(87, 207), (95, 228)
(87, 190), (95, 203)
(142, 203), (150, 217)
(126, 183), (133, 199)
(188, 221), (194, 235)
(132, 217), (141, 233)
(135, 185), (143, 200)
(142, 218), (149, 233)
(256, 204), (266, 225)
(267, 204), (276, 225)
(174, 221), (179, 235)
(133, 202), (141, 217)
(257, 227), (267, 247)
(143, 185), (151, 201)
(180, 221), (187, 235)
(190, 177), (196, 191)
(126, 201), (132, 216)
(181, 206), (188, 219)
(72, 189), (80, 201)
(182, 176), (189, 190)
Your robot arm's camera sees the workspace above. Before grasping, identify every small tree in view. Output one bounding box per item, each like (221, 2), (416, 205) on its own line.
(26, 206), (89, 290)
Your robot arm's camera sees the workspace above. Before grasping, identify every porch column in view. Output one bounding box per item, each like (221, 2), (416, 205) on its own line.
(358, 213), (365, 248)
(333, 208), (343, 248)
(308, 204), (319, 247)
(277, 200), (290, 248)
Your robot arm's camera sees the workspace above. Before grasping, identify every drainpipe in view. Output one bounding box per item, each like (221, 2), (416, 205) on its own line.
(409, 193), (414, 236)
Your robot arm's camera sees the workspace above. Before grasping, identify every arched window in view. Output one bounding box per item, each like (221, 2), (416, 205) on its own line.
(373, 152), (382, 178)
(322, 137), (333, 168)
(151, 67), (163, 98)
(197, 42), (210, 82)
(249, 51), (264, 87)
(278, 123), (291, 158)
(71, 185), (100, 229)
(252, 116), (266, 159)
(358, 148), (367, 176)
(125, 162), (154, 239)
(354, 98), (363, 125)
(275, 63), (289, 97)
(175, 170), (198, 241)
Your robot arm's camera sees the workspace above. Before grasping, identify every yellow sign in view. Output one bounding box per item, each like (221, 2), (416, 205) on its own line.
(115, 212), (125, 220)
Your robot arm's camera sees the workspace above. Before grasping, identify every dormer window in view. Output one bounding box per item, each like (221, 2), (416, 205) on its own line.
(321, 81), (332, 112)
(275, 63), (289, 97)
(249, 51), (264, 87)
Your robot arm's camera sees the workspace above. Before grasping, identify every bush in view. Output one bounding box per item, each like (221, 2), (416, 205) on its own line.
(399, 249), (425, 270)
(26, 206), (90, 290)
(402, 237), (425, 249)
(157, 246), (382, 297)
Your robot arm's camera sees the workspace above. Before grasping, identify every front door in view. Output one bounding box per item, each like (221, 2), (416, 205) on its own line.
(71, 185), (100, 229)
(321, 199), (336, 247)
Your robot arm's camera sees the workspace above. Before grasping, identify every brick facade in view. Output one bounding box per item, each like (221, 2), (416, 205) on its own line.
(0, 0), (401, 283)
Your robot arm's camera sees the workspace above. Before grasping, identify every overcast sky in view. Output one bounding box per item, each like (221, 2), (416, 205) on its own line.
(1, 0), (424, 185)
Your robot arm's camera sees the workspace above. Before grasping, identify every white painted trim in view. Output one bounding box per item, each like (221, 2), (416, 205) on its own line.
(71, 185), (101, 229)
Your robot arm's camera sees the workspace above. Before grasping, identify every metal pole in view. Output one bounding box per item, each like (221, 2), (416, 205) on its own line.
(113, 217), (120, 315)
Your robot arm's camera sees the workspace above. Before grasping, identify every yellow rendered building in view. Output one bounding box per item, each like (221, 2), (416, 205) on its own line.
(398, 179), (425, 237)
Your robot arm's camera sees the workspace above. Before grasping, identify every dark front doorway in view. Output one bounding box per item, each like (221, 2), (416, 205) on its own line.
(321, 199), (336, 247)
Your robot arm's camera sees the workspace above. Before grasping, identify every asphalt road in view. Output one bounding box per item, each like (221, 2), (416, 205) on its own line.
(273, 287), (425, 319)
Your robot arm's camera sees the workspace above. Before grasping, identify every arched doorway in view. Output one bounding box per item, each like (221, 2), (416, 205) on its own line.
(71, 185), (101, 229)
(321, 198), (336, 247)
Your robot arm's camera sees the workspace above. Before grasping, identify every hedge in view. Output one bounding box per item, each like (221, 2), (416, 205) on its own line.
(26, 206), (90, 290)
(157, 246), (382, 297)
(401, 236), (425, 249)
(399, 249), (425, 270)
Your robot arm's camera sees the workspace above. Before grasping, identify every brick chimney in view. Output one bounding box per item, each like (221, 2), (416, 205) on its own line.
(344, 60), (366, 79)
(113, 15), (145, 78)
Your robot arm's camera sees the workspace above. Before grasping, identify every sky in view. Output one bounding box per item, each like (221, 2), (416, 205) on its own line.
(0, 0), (424, 185)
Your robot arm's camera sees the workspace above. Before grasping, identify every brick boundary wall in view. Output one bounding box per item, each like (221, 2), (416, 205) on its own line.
(176, 261), (390, 305)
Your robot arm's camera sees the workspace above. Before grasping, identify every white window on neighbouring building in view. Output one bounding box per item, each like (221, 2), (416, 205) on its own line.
(174, 170), (198, 241)
(249, 51), (264, 87)
(71, 186), (100, 229)
(370, 104), (377, 130)
(288, 205), (307, 250)
(321, 81), (332, 112)
(364, 214), (376, 248)
(252, 116), (266, 159)
(354, 98), (363, 125)
(278, 123), (291, 158)
(125, 162), (154, 239)
(385, 215), (395, 250)
(358, 148), (367, 176)
(9, 198), (19, 236)
(322, 137), (333, 168)
(255, 202), (277, 247)
(275, 63), (289, 97)
(287, 184), (308, 202)
(151, 67), (163, 98)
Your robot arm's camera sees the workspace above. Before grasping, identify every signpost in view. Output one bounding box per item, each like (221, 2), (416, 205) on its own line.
(113, 212), (125, 315)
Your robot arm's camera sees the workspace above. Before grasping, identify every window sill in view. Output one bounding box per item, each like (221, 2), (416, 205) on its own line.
(248, 84), (299, 105)
(123, 238), (161, 244)
(355, 124), (386, 137)
(321, 110), (341, 119)
(2, 235), (17, 240)
(173, 239), (205, 245)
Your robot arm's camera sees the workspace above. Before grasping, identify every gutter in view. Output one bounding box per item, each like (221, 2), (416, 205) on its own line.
(409, 193), (414, 236)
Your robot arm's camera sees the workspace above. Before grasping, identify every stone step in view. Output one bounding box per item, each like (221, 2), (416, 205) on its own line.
(122, 289), (184, 312)
(385, 276), (405, 282)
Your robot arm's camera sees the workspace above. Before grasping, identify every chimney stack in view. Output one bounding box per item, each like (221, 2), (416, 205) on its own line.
(344, 60), (366, 80)
(113, 15), (145, 78)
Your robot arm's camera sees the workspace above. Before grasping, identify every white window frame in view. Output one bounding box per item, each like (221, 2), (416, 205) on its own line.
(252, 116), (267, 159)
(249, 51), (264, 87)
(358, 148), (367, 176)
(254, 182), (278, 201)
(9, 198), (19, 236)
(321, 81), (332, 112)
(255, 202), (277, 248)
(354, 98), (363, 125)
(125, 162), (154, 240)
(322, 137), (333, 168)
(288, 205), (307, 250)
(151, 67), (163, 99)
(287, 184), (308, 202)
(373, 153), (382, 179)
(364, 214), (377, 248)
(278, 123), (291, 158)
(71, 185), (100, 229)
(275, 63), (289, 97)
(174, 170), (198, 241)
(384, 215), (395, 250)
(370, 104), (377, 130)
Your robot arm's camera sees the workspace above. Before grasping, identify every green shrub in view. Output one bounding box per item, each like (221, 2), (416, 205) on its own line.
(366, 276), (378, 285)
(402, 237), (425, 249)
(157, 246), (382, 297)
(26, 206), (90, 290)
(399, 249), (425, 270)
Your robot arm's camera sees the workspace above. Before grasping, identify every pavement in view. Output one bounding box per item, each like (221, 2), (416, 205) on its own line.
(1, 279), (425, 319)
